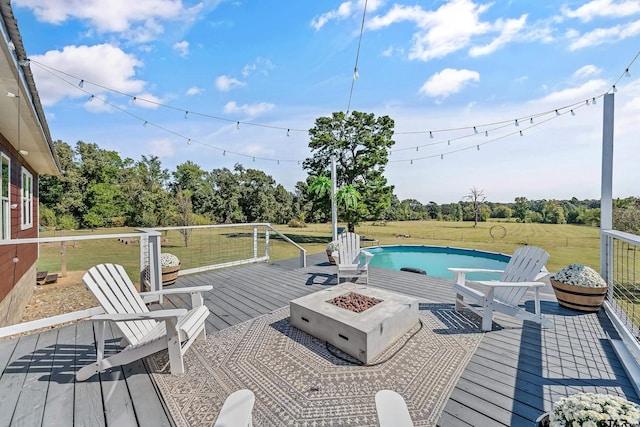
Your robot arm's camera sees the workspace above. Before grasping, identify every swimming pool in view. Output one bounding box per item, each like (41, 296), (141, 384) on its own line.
(366, 245), (510, 281)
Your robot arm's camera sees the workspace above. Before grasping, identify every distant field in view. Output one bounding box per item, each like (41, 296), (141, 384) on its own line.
(38, 221), (600, 279)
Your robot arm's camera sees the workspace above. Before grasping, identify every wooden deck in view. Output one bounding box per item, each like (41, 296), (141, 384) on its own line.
(0, 253), (637, 426)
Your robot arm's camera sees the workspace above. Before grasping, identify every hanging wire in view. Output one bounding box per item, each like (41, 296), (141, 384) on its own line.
(345, 0), (368, 116)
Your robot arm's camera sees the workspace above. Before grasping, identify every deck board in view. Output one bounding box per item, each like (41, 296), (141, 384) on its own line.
(0, 252), (637, 426)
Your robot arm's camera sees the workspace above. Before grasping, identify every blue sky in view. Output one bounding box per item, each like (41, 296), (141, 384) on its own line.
(12, 0), (640, 203)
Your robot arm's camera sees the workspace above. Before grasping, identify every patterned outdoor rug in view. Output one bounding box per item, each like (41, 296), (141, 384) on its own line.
(147, 303), (484, 427)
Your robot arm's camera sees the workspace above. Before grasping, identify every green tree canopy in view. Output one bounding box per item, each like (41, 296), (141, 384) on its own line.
(303, 111), (395, 232)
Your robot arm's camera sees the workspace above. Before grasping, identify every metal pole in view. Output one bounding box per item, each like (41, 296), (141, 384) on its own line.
(600, 93), (614, 279)
(331, 156), (338, 240)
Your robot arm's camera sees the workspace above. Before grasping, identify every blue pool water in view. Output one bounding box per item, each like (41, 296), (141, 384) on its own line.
(366, 245), (510, 281)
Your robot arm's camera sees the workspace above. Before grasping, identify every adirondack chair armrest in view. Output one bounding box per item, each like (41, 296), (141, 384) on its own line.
(448, 267), (504, 284)
(476, 281), (545, 288)
(141, 285), (213, 306)
(360, 250), (374, 265)
(91, 309), (188, 322)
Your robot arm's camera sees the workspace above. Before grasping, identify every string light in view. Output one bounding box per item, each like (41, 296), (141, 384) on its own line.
(440, 154), (443, 160)
(143, 121), (147, 127)
(21, 48), (639, 167)
(485, 130), (488, 137)
(187, 138), (191, 145)
(476, 145), (480, 151)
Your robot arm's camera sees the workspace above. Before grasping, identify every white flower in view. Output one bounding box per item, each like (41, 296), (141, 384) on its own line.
(549, 393), (640, 426)
(326, 240), (340, 252)
(161, 253), (180, 268)
(552, 264), (607, 288)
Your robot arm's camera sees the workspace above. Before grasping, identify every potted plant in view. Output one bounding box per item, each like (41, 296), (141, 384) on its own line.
(537, 392), (640, 426)
(550, 264), (608, 312)
(326, 240), (340, 265)
(160, 253), (181, 286)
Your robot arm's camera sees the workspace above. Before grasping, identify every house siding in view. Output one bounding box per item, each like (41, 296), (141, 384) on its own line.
(0, 137), (38, 326)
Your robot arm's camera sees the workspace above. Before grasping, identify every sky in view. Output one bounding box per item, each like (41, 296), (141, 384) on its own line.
(10, 0), (640, 203)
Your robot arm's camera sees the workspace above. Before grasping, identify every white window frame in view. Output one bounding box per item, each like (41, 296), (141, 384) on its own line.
(21, 167), (33, 230)
(1, 153), (9, 240)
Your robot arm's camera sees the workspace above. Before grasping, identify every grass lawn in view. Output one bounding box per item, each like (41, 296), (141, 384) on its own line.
(38, 221), (600, 281)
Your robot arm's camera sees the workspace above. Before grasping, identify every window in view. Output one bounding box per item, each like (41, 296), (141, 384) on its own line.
(21, 167), (33, 230)
(1, 154), (9, 239)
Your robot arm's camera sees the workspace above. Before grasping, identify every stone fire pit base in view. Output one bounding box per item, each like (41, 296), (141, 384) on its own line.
(289, 284), (419, 364)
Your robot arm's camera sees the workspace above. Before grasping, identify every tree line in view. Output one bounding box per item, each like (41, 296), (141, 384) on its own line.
(37, 110), (640, 235)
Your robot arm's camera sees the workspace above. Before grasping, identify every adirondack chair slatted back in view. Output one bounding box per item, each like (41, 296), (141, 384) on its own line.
(338, 232), (361, 264)
(494, 246), (549, 305)
(83, 263), (156, 346)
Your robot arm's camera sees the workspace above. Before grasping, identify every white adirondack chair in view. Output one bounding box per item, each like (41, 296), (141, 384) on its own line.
(448, 246), (554, 332)
(332, 232), (374, 284)
(214, 389), (256, 427)
(76, 263), (212, 381)
(375, 390), (414, 427)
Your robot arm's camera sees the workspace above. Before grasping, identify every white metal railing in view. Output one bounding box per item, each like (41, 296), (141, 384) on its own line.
(0, 223), (306, 338)
(602, 229), (640, 362)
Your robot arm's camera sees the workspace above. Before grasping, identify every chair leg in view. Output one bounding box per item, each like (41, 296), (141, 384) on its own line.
(166, 322), (185, 375)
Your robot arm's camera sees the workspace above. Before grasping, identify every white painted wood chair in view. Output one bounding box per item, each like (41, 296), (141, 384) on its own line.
(332, 232), (374, 284)
(375, 390), (414, 427)
(448, 246), (554, 332)
(214, 389), (255, 427)
(76, 263), (212, 381)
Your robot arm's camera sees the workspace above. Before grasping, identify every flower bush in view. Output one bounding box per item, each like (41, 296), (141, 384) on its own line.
(548, 392), (640, 426)
(552, 264), (607, 288)
(327, 240), (340, 252)
(160, 253), (180, 268)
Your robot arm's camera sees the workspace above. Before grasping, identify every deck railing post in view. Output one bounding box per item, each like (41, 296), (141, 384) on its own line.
(265, 225), (270, 260)
(142, 229), (163, 300)
(253, 225), (258, 260)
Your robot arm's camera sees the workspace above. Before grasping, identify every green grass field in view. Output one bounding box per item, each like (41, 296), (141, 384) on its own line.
(38, 220), (600, 282)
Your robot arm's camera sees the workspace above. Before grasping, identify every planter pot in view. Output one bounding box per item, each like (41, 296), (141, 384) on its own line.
(162, 265), (180, 286)
(535, 412), (549, 427)
(326, 250), (337, 265)
(551, 279), (608, 312)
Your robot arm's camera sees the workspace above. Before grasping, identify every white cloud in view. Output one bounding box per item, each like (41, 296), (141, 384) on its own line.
(573, 65), (602, 79)
(534, 79), (609, 104)
(186, 86), (203, 96)
(311, 0), (383, 30)
(562, 0), (640, 22)
(223, 101), (275, 116)
(568, 19), (640, 49)
(469, 15), (528, 56)
(131, 92), (163, 109)
(241, 57), (274, 77)
(14, 0), (203, 42)
(215, 75), (246, 92)
(30, 44), (146, 106)
(146, 138), (175, 158)
(172, 40), (189, 57)
(368, 0), (492, 61)
(419, 68), (480, 98)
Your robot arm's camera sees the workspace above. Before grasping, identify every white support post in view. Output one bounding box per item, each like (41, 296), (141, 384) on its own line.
(331, 155), (338, 241)
(601, 93), (614, 280)
(145, 229), (163, 301)
(253, 225), (258, 260)
(265, 226), (270, 260)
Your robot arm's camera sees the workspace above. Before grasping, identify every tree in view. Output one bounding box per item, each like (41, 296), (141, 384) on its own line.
(303, 111), (395, 232)
(464, 187), (486, 227)
(174, 186), (194, 247)
(513, 197), (529, 222)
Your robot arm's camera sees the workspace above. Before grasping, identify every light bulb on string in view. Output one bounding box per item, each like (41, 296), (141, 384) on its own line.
(530, 118), (533, 124)
(184, 111), (189, 119)
(485, 130), (488, 137)
(473, 126), (478, 134)
(287, 129), (290, 137)
(447, 140), (450, 146)
(410, 159), (413, 165)
(236, 121), (240, 130)
(613, 85), (618, 92)
(476, 145), (480, 151)
(223, 150), (226, 156)
(440, 154), (443, 160)
(515, 119), (519, 127)
(187, 139), (191, 145)
(626, 68), (631, 77)
(571, 110), (575, 116)
(519, 130), (523, 136)
(555, 110), (560, 116)
(592, 97), (597, 104)
(586, 100), (590, 106)
(429, 131), (433, 139)
(416, 146), (419, 152)
(143, 121), (147, 127)
(252, 157), (255, 162)
(88, 95), (94, 101)
(78, 80), (84, 88)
